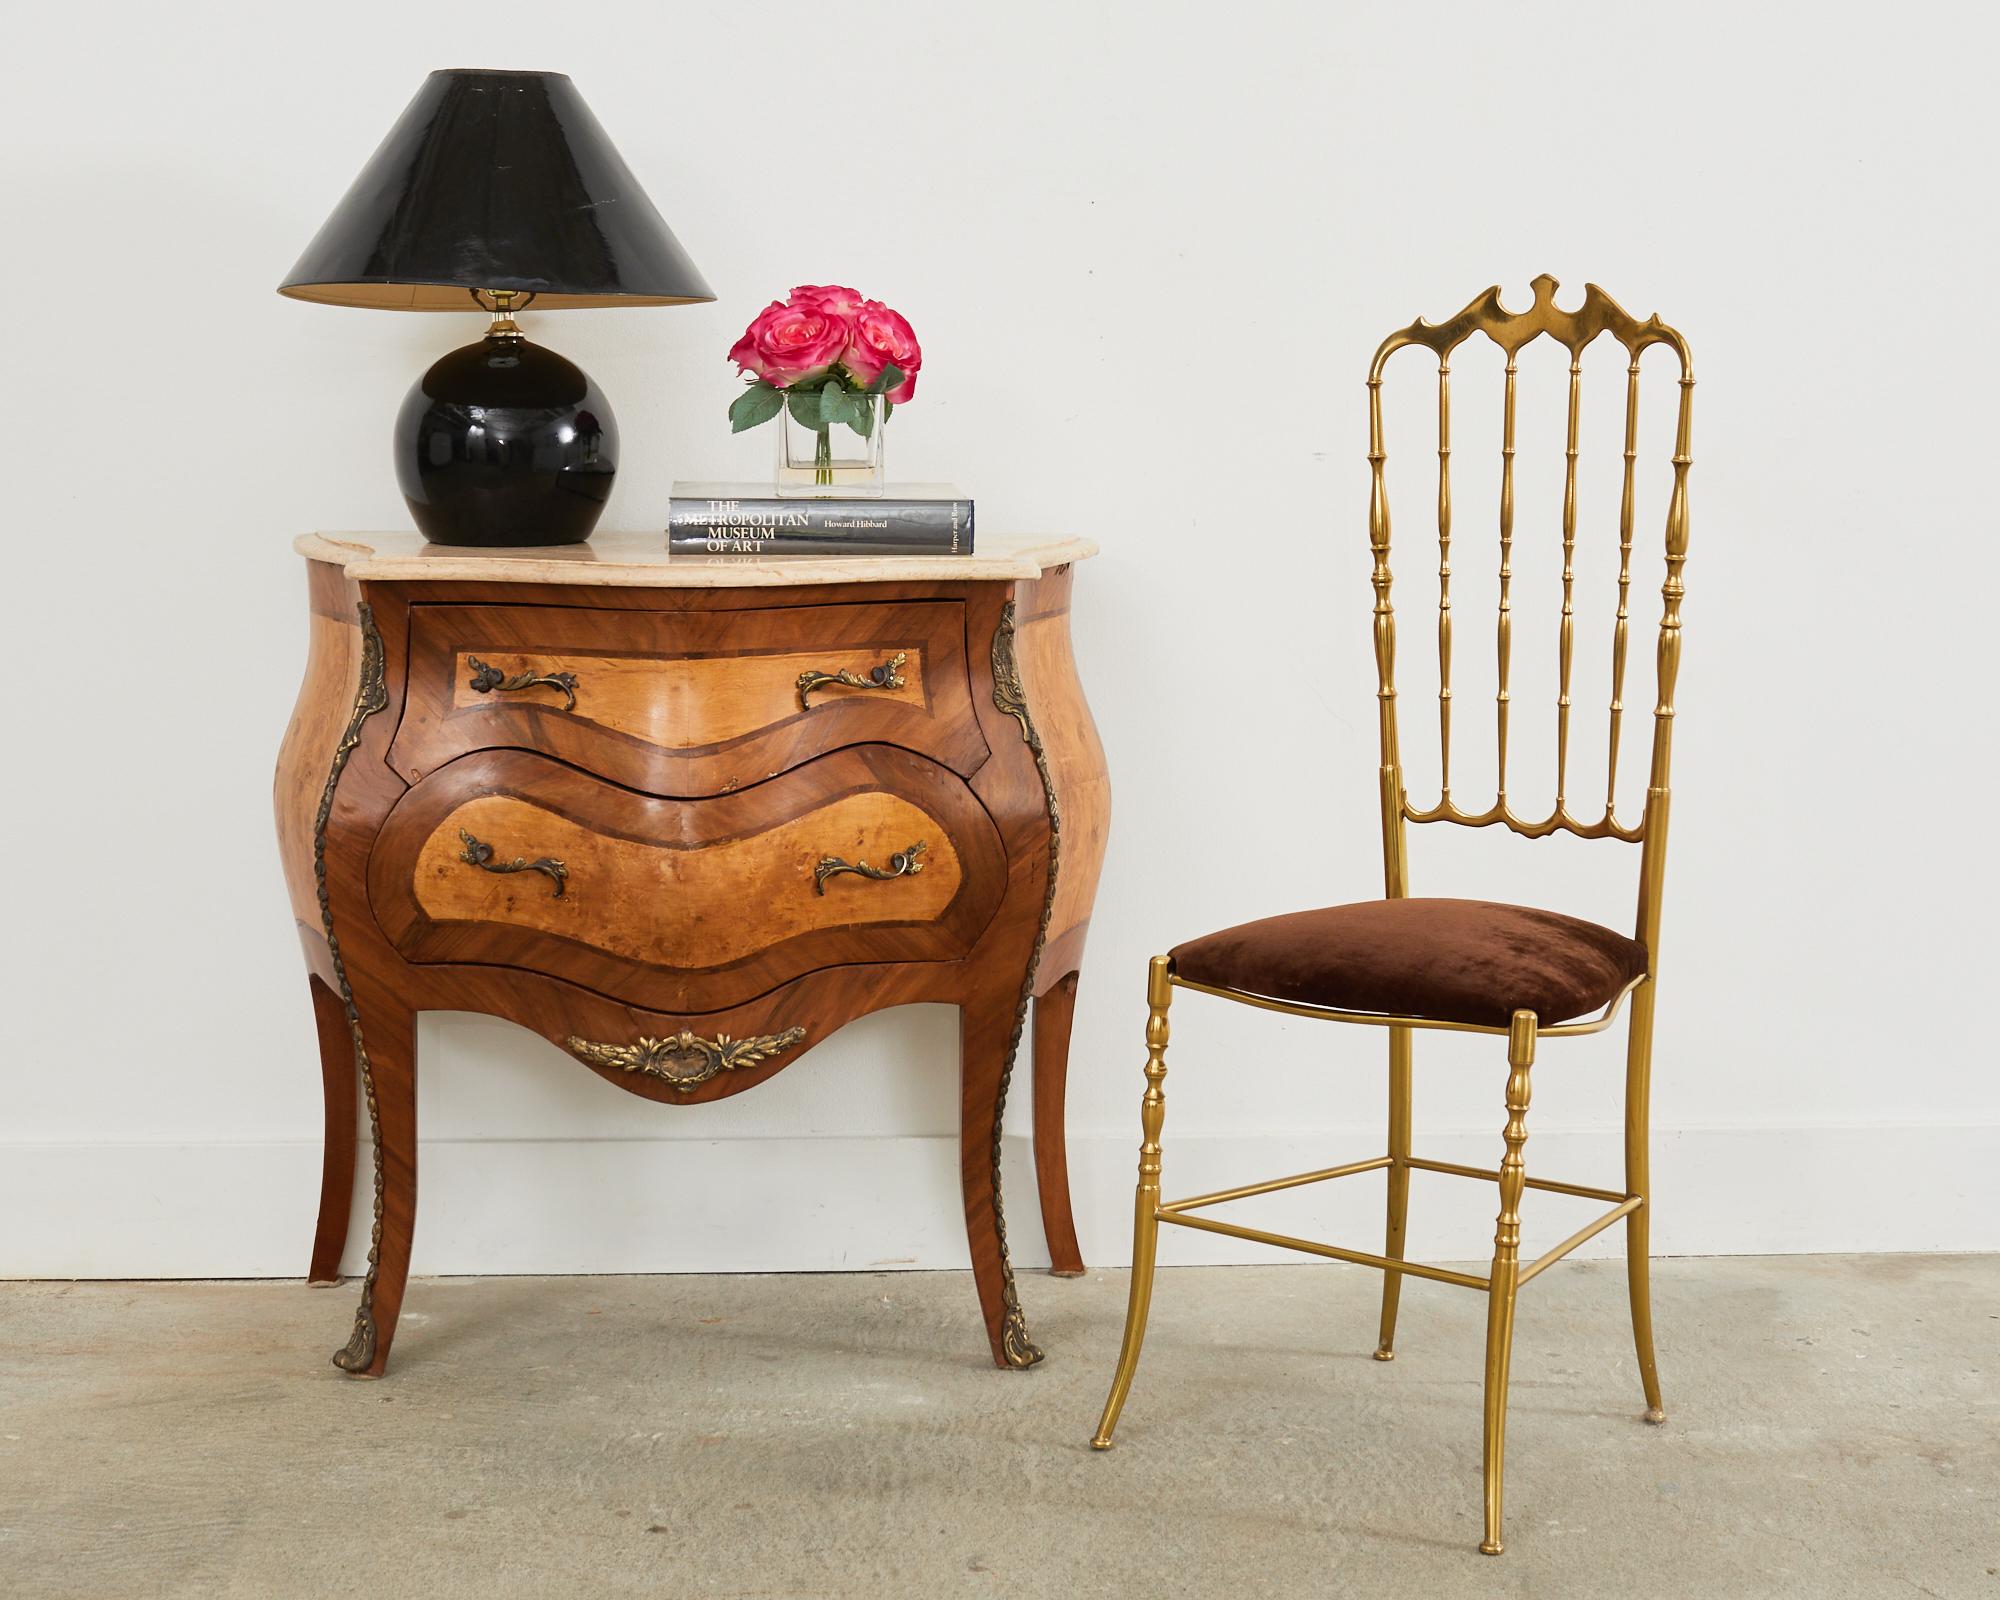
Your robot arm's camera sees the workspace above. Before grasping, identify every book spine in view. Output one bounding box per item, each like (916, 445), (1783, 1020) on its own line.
(667, 533), (970, 556)
(666, 498), (974, 555)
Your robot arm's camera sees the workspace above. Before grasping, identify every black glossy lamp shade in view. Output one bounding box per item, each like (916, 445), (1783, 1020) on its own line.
(279, 69), (713, 310)
(279, 69), (713, 546)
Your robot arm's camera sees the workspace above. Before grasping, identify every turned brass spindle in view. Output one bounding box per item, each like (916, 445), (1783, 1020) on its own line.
(1496, 355), (1517, 804)
(1555, 353), (1582, 811)
(1650, 376), (1695, 799)
(1368, 365), (1409, 898)
(1634, 366), (1694, 953)
(1607, 356), (1642, 813)
(1368, 378), (1399, 770)
(1090, 955), (1175, 1450)
(1480, 1010), (1538, 1555)
(1437, 359), (1454, 800)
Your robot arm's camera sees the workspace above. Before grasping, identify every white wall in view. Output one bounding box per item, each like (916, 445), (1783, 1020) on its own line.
(4, 1), (1994, 1281)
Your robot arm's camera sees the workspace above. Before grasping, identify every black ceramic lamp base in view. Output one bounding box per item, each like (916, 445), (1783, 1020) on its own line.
(395, 327), (617, 547)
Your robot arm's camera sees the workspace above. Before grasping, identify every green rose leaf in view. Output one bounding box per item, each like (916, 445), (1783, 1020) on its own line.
(728, 381), (784, 433)
(787, 387), (825, 430)
(847, 398), (875, 439)
(869, 363), (904, 396)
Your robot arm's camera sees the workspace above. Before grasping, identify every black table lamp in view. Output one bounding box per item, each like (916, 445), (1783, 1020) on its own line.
(279, 70), (714, 546)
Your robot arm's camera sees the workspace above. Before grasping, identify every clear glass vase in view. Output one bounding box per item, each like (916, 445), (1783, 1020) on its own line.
(775, 389), (886, 497)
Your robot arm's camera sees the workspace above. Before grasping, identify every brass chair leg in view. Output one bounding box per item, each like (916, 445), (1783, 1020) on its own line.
(1374, 1024), (1414, 1359)
(1091, 955), (1174, 1450)
(1479, 1010), (1536, 1556)
(1624, 979), (1667, 1423)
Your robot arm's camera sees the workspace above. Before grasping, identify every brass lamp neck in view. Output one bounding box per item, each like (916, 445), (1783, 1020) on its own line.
(476, 287), (529, 339)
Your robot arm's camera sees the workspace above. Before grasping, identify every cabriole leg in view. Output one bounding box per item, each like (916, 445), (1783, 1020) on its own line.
(958, 985), (1043, 1370)
(1090, 956), (1174, 1450)
(331, 997), (416, 1380)
(307, 975), (358, 1285)
(1624, 979), (1667, 1423)
(1032, 969), (1086, 1277)
(1374, 1024), (1414, 1359)
(1479, 1010), (1536, 1556)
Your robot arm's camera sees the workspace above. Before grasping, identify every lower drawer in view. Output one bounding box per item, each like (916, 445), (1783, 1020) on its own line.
(367, 745), (1006, 1012)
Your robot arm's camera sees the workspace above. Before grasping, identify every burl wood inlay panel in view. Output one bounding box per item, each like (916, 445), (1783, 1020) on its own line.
(367, 744), (1009, 1012)
(280, 536), (1106, 1378)
(411, 790), (964, 967)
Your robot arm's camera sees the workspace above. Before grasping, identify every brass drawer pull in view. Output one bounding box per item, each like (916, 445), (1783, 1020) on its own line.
(565, 1026), (808, 1093)
(458, 828), (569, 898)
(796, 651), (907, 710)
(814, 839), (927, 895)
(468, 656), (580, 711)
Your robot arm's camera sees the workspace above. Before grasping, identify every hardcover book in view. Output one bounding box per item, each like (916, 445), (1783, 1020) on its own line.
(668, 483), (974, 556)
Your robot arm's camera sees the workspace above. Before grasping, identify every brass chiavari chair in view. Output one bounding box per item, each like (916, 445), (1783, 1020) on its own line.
(1089, 276), (1695, 1555)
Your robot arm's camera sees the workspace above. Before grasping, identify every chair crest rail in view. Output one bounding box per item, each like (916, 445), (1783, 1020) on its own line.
(1366, 274), (1693, 848)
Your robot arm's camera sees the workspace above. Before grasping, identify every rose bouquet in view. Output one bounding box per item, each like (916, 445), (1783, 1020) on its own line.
(727, 285), (921, 487)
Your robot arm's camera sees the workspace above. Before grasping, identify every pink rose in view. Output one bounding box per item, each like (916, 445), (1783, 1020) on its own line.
(840, 300), (922, 405)
(728, 298), (852, 387)
(790, 284), (865, 318)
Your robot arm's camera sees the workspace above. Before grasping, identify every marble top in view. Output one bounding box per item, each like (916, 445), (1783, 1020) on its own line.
(295, 531), (1097, 588)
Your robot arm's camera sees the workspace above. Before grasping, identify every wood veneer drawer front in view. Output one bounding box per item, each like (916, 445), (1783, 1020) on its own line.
(367, 746), (1007, 1012)
(390, 600), (987, 795)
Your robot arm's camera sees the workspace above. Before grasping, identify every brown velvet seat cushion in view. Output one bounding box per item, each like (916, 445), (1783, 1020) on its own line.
(1170, 898), (1648, 1028)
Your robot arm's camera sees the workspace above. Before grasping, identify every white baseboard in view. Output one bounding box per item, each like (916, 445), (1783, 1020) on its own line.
(4, 1122), (1994, 1278)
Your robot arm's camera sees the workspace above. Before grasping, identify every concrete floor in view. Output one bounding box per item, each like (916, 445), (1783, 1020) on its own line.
(1, 1256), (1994, 1599)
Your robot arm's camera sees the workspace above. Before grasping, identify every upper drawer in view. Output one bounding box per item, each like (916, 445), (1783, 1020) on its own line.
(389, 600), (988, 795)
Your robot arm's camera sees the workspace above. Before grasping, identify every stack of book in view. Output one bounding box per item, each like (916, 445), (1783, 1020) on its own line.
(667, 483), (974, 556)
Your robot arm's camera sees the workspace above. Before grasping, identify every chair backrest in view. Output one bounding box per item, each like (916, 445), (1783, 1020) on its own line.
(1365, 275), (1693, 955)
